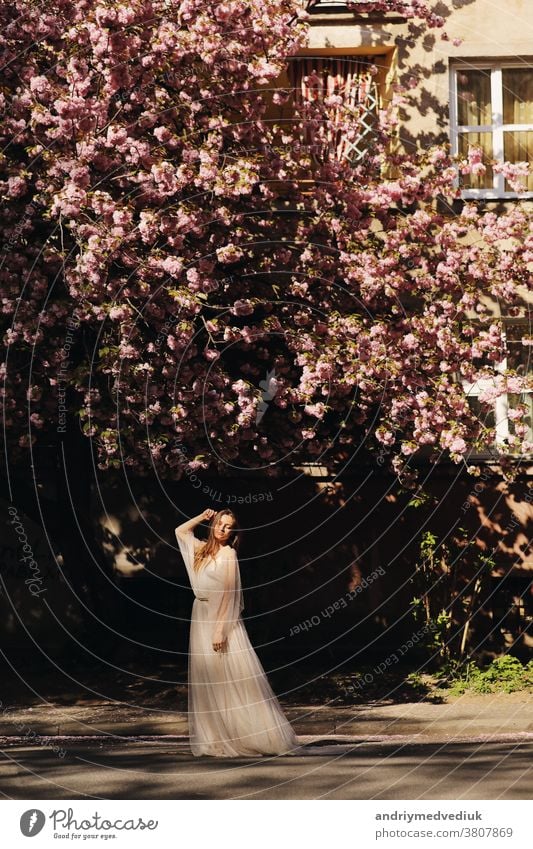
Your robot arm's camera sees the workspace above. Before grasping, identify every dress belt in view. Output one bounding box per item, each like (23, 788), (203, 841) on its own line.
(195, 597), (208, 601)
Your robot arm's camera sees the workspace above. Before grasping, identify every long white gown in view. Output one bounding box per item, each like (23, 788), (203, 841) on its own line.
(176, 527), (300, 757)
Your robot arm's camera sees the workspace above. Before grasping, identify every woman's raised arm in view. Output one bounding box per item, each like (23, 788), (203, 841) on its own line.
(175, 508), (215, 540)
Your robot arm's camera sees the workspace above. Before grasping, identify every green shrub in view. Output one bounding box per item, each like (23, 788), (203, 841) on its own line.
(437, 656), (533, 695)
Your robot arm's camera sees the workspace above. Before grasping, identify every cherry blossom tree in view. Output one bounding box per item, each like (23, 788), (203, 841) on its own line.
(1, 0), (532, 494)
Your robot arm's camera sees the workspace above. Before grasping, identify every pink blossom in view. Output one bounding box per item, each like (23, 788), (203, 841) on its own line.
(1, 0), (529, 485)
(7, 176), (27, 197)
(162, 256), (184, 277)
(216, 244), (244, 264)
(231, 299), (254, 316)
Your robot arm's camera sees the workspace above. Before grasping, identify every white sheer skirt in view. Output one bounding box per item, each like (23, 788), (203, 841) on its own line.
(188, 597), (299, 757)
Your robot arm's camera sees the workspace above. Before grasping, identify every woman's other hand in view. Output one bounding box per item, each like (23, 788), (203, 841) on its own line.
(212, 636), (227, 653)
(202, 508), (216, 522)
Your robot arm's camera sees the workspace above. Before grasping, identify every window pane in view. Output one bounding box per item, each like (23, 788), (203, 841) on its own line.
(505, 324), (533, 450)
(503, 131), (533, 191)
(466, 396), (497, 451)
(458, 132), (494, 189)
(456, 69), (492, 126)
(467, 396), (496, 428)
(508, 393), (533, 444)
(505, 323), (533, 375)
(502, 68), (533, 124)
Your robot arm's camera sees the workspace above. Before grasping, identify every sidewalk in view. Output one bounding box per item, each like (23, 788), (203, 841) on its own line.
(1, 693), (531, 747)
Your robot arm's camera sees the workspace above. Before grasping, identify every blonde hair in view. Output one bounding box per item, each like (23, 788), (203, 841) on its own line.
(193, 509), (241, 572)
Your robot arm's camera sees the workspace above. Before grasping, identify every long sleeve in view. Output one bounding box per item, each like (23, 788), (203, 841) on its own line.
(210, 546), (244, 643)
(175, 525), (198, 596)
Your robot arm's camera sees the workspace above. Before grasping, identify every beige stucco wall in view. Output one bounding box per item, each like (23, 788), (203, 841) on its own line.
(308, 1), (533, 148)
(306, 2), (533, 319)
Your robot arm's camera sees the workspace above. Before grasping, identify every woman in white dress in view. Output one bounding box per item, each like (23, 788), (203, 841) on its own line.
(175, 507), (300, 757)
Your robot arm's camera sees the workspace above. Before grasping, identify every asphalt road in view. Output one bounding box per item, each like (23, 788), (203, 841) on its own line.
(1, 740), (532, 800)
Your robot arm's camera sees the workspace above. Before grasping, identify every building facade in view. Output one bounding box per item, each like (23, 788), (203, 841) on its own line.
(266, 0), (533, 655)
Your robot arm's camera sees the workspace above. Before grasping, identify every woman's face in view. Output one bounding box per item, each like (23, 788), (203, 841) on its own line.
(213, 514), (235, 544)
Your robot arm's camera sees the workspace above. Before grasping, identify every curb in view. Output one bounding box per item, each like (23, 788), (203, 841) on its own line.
(2, 732), (533, 747)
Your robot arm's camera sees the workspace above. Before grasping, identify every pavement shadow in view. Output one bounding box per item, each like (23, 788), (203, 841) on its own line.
(1, 741), (531, 800)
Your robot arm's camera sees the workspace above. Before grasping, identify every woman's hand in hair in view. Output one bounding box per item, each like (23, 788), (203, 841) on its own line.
(202, 508), (216, 521)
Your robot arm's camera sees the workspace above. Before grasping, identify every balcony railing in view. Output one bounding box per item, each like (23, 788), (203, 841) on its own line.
(287, 55), (381, 164)
(307, 1), (353, 10)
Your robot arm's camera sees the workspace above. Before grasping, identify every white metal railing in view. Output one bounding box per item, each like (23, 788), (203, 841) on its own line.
(307, 1), (366, 10)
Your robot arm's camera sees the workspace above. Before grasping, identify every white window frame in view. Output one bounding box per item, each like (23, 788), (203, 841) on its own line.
(461, 320), (533, 458)
(450, 59), (533, 200)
